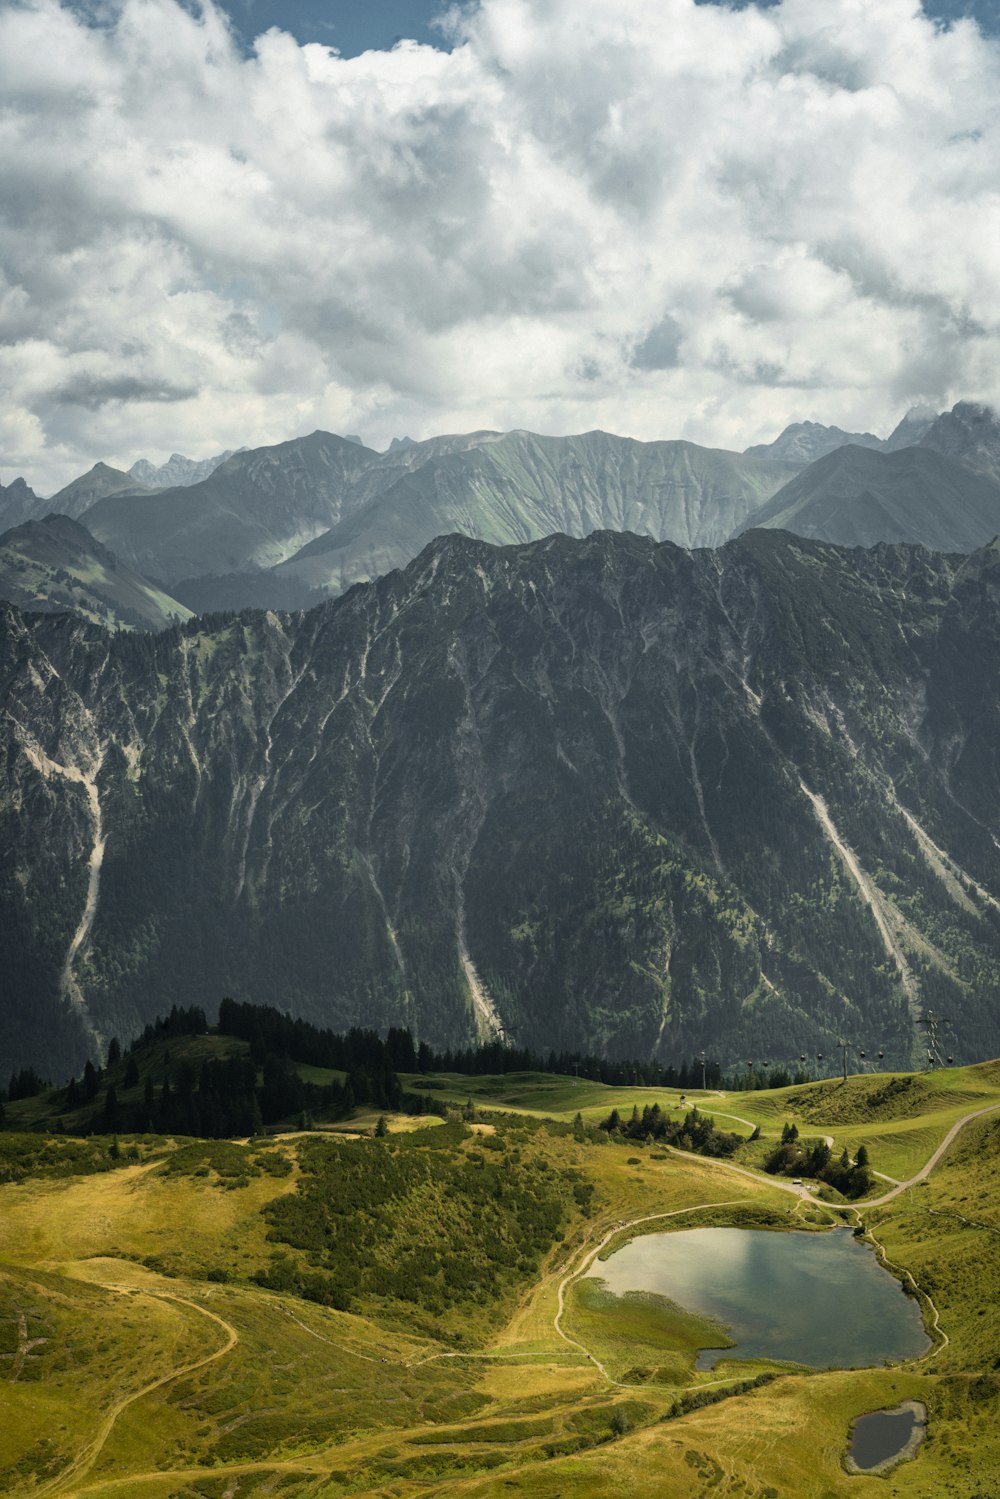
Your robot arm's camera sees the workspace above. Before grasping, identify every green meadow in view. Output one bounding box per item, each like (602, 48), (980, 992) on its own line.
(2, 1056), (1000, 1496)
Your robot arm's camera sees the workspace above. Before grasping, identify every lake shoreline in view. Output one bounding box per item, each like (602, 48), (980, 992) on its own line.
(843, 1399), (928, 1475)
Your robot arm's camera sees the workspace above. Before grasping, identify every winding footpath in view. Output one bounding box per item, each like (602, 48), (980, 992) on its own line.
(39, 1288), (238, 1498)
(38, 1096), (1000, 1494)
(862, 1101), (1000, 1207)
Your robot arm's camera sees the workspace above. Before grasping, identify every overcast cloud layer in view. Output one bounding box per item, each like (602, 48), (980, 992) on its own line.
(2, 0), (999, 492)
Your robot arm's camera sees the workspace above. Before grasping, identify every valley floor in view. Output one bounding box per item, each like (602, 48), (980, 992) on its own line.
(3, 1065), (1000, 1497)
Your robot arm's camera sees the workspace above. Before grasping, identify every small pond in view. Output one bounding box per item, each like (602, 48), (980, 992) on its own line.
(586, 1226), (930, 1370)
(846, 1400), (927, 1473)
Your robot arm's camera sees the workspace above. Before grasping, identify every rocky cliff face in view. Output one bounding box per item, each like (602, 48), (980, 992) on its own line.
(2, 530), (1000, 1079)
(918, 401), (1000, 483)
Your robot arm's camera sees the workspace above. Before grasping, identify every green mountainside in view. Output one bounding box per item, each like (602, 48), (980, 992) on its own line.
(275, 431), (799, 597)
(2, 530), (1000, 1081)
(81, 431), (382, 584)
(742, 444), (1000, 551)
(73, 429), (796, 610)
(0, 514), (192, 631)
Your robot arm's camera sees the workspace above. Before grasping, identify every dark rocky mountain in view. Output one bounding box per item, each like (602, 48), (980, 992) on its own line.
(0, 515), (191, 631)
(81, 431), (382, 584)
(918, 401), (1000, 482)
(2, 529), (999, 1082)
(127, 448), (240, 489)
(883, 405), (940, 452)
(744, 420), (885, 467)
(741, 444), (1000, 551)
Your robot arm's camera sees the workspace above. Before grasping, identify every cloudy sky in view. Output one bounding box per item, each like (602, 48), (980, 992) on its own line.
(2, 0), (999, 493)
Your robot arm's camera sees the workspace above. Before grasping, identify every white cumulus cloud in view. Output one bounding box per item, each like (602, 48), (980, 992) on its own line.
(1, 0), (999, 491)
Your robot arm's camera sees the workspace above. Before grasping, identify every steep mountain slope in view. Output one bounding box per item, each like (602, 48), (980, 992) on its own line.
(918, 400), (1000, 482)
(81, 432), (382, 583)
(0, 515), (192, 631)
(739, 444), (1000, 551)
(3, 531), (1000, 1081)
(49, 462), (153, 517)
(882, 405), (939, 451)
(275, 430), (798, 596)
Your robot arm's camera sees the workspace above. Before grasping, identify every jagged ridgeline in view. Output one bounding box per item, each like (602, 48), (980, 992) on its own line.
(2, 528), (1000, 1080)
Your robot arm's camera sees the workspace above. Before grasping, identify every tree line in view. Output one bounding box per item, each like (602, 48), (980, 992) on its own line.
(597, 1103), (743, 1157)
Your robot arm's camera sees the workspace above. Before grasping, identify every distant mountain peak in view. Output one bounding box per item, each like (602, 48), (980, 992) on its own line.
(128, 448), (241, 489)
(0, 476), (44, 533)
(882, 405), (940, 452)
(918, 400), (1000, 482)
(740, 440), (1000, 552)
(744, 420), (884, 467)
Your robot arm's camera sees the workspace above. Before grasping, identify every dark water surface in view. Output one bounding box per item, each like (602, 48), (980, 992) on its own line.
(588, 1226), (930, 1369)
(849, 1403), (926, 1470)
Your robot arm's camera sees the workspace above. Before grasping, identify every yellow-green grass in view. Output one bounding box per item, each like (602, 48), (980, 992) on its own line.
(407, 1071), (765, 1134)
(314, 1108), (448, 1136)
(407, 1365), (999, 1499)
(0, 1150), (294, 1281)
(3, 1079), (1000, 1498)
(407, 1064), (1000, 1190)
(566, 1279), (737, 1385)
(292, 1062), (346, 1087)
(868, 1112), (1000, 1376)
(0, 1263), (212, 1486)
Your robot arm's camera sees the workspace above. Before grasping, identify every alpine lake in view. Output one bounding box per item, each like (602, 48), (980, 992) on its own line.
(583, 1225), (932, 1469)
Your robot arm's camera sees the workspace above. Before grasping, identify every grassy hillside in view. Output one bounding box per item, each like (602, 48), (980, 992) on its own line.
(0, 514), (192, 630)
(2, 1062), (999, 1495)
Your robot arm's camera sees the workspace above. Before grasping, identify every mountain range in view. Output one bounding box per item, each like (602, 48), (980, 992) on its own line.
(743, 405), (937, 465)
(3, 527), (999, 1081)
(127, 447), (239, 489)
(3, 401), (999, 631)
